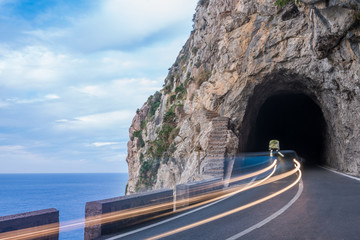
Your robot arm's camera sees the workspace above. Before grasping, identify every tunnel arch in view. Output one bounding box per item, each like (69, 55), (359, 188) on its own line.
(238, 73), (329, 165)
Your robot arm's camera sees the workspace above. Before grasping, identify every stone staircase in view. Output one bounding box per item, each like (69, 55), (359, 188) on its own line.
(205, 110), (219, 120)
(203, 113), (229, 178)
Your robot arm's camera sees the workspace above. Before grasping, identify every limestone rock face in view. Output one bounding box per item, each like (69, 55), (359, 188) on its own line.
(126, 0), (360, 194)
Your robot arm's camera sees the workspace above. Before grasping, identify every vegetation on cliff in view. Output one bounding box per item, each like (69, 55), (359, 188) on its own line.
(275, 0), (299, 7)
(134, 62), (189, 191)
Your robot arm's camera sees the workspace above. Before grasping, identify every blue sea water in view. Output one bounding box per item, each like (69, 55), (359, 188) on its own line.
(0, 173), (128, 240)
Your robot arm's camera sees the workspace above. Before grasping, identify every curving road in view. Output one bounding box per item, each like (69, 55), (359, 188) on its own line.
(103, 156), (360, 240)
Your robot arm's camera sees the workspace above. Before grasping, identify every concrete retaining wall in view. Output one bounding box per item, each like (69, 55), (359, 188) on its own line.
(85, 178), (225, 239)
(176, 178), (223, 209)
(0, 208), (59, 240)
(0, 178), (226, 240)
(84, 188), (173, 240)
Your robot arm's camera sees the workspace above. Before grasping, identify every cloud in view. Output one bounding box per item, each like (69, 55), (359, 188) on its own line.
(0, 145), (54, 173)
(45, 94), (60, 100)
(92, 142), (121, 147)
(5, 94), (60, 104)
(0, 46), (71, 89)
(0, 0), (196, 173)
(0, 36), (183, 92)
(0, 145), (25, 152)
(67, 77), (162, 117)
(73, 77), (160, 97)
(77, 85), (107, 97)
(55, 110), (134, 131)
(0, 100), (9, 108)
(27, 0), (196, 52)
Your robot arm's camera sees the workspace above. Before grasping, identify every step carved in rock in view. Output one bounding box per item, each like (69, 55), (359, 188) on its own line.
(203, 116), (230, 178)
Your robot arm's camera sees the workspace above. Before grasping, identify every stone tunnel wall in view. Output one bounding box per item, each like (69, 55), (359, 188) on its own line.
(126, 0), (360, 194)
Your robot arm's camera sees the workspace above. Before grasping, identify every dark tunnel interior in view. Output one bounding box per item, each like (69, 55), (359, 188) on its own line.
(246, 93), (327, 164)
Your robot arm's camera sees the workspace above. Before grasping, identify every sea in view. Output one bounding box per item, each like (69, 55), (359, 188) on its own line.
(0, 173), (128, 240)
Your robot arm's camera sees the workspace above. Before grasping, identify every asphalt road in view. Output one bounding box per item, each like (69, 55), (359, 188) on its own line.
(104, 160), (360, 240)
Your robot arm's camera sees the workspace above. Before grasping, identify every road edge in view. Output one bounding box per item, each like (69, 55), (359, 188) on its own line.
(318, 166), (360, 182)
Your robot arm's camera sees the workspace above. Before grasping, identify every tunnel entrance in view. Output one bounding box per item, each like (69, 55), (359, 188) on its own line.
(246, 93), (326, 164)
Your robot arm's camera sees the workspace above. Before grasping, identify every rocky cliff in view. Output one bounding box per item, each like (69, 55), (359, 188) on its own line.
(126, 0), (360, 194)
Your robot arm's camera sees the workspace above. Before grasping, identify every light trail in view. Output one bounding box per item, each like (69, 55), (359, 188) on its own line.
(226, 160), (276, 185)
(146, 160), (302, 240)
(0, 159), (287, 240)
(105, 178), (257, 240)
(174, 159), (277, 199)
(0, 223), (60, 240)
(105, 162), (281, 240)
(226, 180), (304, 240)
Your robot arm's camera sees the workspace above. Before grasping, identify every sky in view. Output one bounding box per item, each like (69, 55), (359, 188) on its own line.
(0, 0), (197, 173)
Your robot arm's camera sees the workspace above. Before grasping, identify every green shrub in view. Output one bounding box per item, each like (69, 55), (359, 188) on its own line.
(170, 94), (176, 103)
(153, 138), (167, 159)
(356, 12), (360, 21)
(169, 143), (177, 154)
(175, 84), (185, 94)
(175, 84), (187, 99)
(164, 84), (172, 94)
(192, 47), (199, 55)
(133, 130), (145, 148)
(148, 123), (179, 161)
(169, 75), (175, 83)
(162, 152), (170, 164)
(197, 70), (211, 88)
(148, 92), (162, 117)
(199, 0), (210, 8)
(184, 73), (194, 87)
(139, 152), (144, 163)
(141, 120), (147, 130)
(159, 124), (174, 139)
(275, 0), (299, 7)
(136, 158), (160, 190)
(187, 72), (191, 79)
(163, 106), (176, 125)
(169, 127), (180, 143)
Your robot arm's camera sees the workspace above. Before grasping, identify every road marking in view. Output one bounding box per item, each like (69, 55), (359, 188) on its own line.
(147, 162), (300, 240)
(226, 180), (303, 240)
(106, 178), (257, 240)
(319, 166), (360, 182)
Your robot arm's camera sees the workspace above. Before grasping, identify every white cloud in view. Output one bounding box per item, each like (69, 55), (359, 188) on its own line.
(0, 0), (196, 173)
(77, 77), (160, 95)
(92, 142), (121, 147)
(68, 77), (161, 114)
(45, 94), (60, 100)
(0, 145), (25, 152)
(55, 110), (133, 131)
(27, 0), (196, 52)
(5, 94), (60, 104)
(0, 145), (53, 173)
(0, 46), (72, 89)
(76, 85), (107, 97)
(0, 100), (9, 108)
